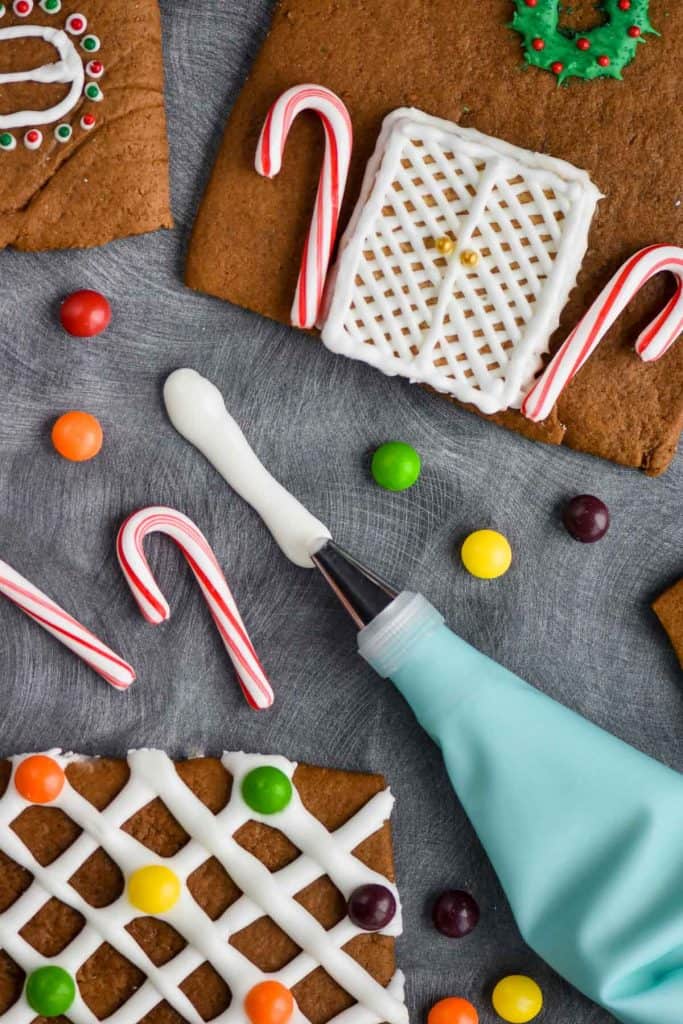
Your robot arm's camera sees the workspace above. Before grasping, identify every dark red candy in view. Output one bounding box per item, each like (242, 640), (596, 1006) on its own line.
(347, 884), (397, 931)
(563, 495), (610, 543)
(432, 890), (480, 938)
(60, 290), (112, 338)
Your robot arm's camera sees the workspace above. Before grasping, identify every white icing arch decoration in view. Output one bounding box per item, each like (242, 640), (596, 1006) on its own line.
(0, 25), (84, 129)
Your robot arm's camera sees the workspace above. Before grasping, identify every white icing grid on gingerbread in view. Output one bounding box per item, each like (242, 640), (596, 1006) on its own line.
(0, 751), (406, 1024)
(322, 112), (599, 415)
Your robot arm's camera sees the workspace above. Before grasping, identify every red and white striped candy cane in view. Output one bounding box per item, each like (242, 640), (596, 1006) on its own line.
(256, 83), (353, 330)
(522, 244), (683, 422)
(116, 507), (273, 710)
(0, 558), (135, 690)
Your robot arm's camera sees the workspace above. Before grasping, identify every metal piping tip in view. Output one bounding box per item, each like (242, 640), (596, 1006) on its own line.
(311, 541), (398, 629)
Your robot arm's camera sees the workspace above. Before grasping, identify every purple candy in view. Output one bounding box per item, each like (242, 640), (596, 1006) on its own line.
(347, 884), (397, 931)
(432, 890), (480, 938)
(563, 495), (610, 543)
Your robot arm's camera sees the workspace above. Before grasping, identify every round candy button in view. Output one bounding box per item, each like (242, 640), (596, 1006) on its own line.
(26, 966), (76, 1018)
(461, 530), (512, 580)
(563, 495), (610, 543)
(245, 981), (294, 1024)
(241, 765), (293, 815)
(14, 755), (65, 804)
(347, 883), (397, 931)
(428, 996), (479, 1024)
(433, 889), (480, 938)
(52, 411), (103, 462)
(491, 976), (543, 1023)
(371, 442), (421, 492)
(60, 289), (111, 337)
(128, 865), (181, 915)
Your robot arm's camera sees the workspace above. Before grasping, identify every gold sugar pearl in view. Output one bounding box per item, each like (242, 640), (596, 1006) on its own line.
(435, 236), (455, 255)
(460, 249), (480, 268)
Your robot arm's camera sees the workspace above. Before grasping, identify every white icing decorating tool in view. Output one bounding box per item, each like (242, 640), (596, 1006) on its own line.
(163, 369), (331, 568)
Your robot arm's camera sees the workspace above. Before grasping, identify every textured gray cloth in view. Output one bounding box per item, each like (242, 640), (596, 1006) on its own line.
(1, 3), (681, 1023)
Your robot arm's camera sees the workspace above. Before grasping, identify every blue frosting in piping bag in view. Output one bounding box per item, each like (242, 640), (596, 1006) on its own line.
(359, 592), (683, 1024)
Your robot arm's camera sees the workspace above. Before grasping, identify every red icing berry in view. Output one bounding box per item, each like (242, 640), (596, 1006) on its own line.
(525, 0), (538, 6)
(532, 37), (545, 51)
(82, 114), (96, 127)
(15, 0), (30, 12)
(597, 55), (611, 67)
(576, 38), (591, 51)
(551, 61), (564, 75)
(26, 130), (39, 143)
(628, 25), (641, 37)
(71, 16), (84, 30)
(618, 0), (631, 8)
(89, 60), (103, 74)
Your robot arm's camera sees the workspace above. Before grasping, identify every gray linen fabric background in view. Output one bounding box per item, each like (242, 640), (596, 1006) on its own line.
(1, 3), (681, 1022)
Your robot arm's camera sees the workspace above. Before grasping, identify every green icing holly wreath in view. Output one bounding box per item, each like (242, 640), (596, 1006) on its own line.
(510, 0), (658, 83)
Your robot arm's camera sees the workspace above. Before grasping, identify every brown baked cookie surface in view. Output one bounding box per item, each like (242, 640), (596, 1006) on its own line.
(0, 0), (172, 251)
(0, 752), (402, 1024)
(652, 578), (683, 668)
(186, 0), (682, 475)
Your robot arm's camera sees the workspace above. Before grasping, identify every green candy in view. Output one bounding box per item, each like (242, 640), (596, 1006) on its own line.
(26, 966), (76, 1018)
(242, 766), (292, 815)
(371, 442), (421, 492)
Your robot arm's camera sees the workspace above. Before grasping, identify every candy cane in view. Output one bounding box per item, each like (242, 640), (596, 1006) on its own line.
(256, 84), (353, 329)
(0, 558), (135, 690)
(116, 507), (273, 710)
(523, 244), (683, 422)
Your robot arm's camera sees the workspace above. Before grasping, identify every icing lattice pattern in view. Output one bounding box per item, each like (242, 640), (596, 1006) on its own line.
(322, 110), (601, 415)
(0, 751), (406, 1024)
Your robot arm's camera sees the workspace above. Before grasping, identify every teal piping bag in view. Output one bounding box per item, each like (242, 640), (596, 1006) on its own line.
(312, 542), (683, 1024)
(163, 369), (683, 1024)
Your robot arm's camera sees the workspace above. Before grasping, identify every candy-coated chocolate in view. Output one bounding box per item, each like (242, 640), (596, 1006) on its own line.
(436, 236), (455, 255)
(428, 996), (479, 1024)
(371, 442), (421, 492)
(460, 249), (479, 268)
(26, 966), (76, 1017)
(347, 883), (397, 931)
(52, 411), (103, 462)
(14, 754), (65, 804)
(244, 980), (294, 1024)
(60, 289), (111, 337)
(241, 765), (293, 814)
(128, 864), (181, 914)
(491, 975), (543, 1023)
(433, 889), (480, 938)
(563, 495), (610, 543)
(461, 530), (512, 580)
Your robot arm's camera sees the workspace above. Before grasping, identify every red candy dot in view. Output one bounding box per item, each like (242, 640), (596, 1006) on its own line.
(89, 60), (103, 73)
(597, 55), (611, 66)
(15, 0), (30, 12)
(618, 0), (631, 8)
(576, 38), (591, 50)
(628, 25), (641, 37)
(71, 16), (83, 29)
(82, 114), (96, 128)
(551, 61), (564, 75)
(60, 289), (111, 337)
(26, 130), (39, 143)
(245, 983), (294, 1024)
(525, 0), (538, 6)
(531, 37), (544, 51)
(15, 756), (65, 804)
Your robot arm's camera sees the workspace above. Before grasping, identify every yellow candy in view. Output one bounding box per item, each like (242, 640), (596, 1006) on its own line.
(461, 530), (512, 580)
(460, 249), (480, 268)
(436, 236), (455, 255)
(492, 976), (543, 1023)
(128, 865), (181, 915)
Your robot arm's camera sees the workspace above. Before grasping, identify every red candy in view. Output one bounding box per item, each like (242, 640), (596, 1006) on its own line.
(60, 290), (112, 338)
(628, 25), (641, 37)
(576, 38), (591, 51)
(532, 38), (545, 51)
(597, 55), (611, 67)
(244, 982), (294, 1024)
(618, 0), (631, 8)
(551, 61), (564, 75)
(15, 755), (65, 804)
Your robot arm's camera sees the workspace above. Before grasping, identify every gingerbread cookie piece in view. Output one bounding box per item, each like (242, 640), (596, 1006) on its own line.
(652, 578), (683, 668)
(0, 0), (172, 251)
(0, 750), (405, 1024)
(186, 0), (682, 475)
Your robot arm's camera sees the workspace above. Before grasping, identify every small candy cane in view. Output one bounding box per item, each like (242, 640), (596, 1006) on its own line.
(0, 558), (135, 690)
(116, 507), (273, 710)
(523, 244), (683, 422)
(256, 83), (353, 329)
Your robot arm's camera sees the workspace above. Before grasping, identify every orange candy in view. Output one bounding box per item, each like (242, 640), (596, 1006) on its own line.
(52, 411), (103, 462)
(244, 981), (294, 1024)
(14, 755), (65, 804)
(428, 997), (479, 1024)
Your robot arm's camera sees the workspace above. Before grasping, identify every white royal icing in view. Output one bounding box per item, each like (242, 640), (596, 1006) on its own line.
(321, 109), (602, 415)
(0, 25), (85, 129)
(164, 369), (332, 569)
(0, 750), (407, 1024)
